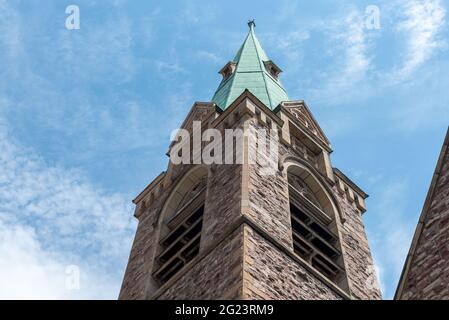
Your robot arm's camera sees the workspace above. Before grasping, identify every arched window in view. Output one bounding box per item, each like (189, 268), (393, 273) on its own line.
(287, 165), (346, 286)
(152, 167), (208, 285)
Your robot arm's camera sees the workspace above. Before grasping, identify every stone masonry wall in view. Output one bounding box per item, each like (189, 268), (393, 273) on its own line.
(118, 214), (152, 300)
(158, 226), (244, 300)
(246, 114), (381, 300)
(202, 163), (242, 249)
(120, 97), (382, 300)
(246, 120), (293, 249)
(118, 192), (166, 299)
(201, 115), (245, 248)
(243, 226), (343, 300)
(119, 160), (243, 299)
(401, 149), (449, 299)
(333, 188), (382, 300)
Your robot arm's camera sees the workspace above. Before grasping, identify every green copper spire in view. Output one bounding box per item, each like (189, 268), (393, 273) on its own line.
(212, 21), (289, 110)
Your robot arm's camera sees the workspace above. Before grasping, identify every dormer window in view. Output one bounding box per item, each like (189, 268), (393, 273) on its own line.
(219, 61), (237, 81)
(264, 60), (282, 80)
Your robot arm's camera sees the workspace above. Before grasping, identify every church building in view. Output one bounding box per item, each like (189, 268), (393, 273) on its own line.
(119, 22), (382, 300)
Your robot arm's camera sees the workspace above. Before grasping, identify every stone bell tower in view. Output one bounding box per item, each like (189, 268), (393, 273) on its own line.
(119, 22), (382, 300)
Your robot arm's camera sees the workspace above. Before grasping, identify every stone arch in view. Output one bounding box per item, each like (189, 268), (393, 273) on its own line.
(157, 165), (209, 228)
(147, 165), (209, 292)
(283, 156), (350, 291)
(280, 155), (345, 223)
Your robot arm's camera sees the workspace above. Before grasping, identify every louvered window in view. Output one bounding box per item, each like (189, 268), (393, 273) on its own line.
(153, 188), (205, 284)
(289, 184), (344, 283)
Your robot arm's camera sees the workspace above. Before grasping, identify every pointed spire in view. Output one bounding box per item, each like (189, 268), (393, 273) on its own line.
(212, 22), (289, 110)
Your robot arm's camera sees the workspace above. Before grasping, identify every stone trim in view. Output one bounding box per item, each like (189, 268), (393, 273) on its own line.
(133, 172), (166, 205)
(279, 155), (346, 223)
(333, 168), (368, 214)
(333, 168), (368, 199)
(149, 214), (352, 300)
(275, 104), (332, 153)
(167, 103), (218, 155)
(211, 90), (284, 130)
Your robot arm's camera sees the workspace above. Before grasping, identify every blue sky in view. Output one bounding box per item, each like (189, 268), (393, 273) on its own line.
(0, 0), (448, 299)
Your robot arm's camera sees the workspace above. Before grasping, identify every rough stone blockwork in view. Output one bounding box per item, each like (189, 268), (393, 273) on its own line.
(247, 120), (292, 249)
(119, 165), (197, 300)
(243, 226), (343, 300)
(334, 190), (382, 300)
(250, 118), (381, 299)
(119, 213), (158, 300)
(400, 148), (449, 299)
(158, 226), (244, 300)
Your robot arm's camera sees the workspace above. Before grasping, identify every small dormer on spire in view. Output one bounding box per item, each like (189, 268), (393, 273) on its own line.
(264, 60), (283, 80)
(218, 61), (237, 81)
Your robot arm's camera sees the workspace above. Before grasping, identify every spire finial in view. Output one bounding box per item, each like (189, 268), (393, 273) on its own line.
(247, 19), (256, 30)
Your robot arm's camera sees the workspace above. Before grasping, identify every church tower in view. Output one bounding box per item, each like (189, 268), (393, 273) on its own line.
(119, 22), (382, 300)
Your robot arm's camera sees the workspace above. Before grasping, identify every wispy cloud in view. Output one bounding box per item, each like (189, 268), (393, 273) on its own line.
(277, 0), (447, 109)
(196, 50), (222, 65)
(389, 60), (449, 133)
(325, 10), (372, 95)
(0, 1), (193, 161)
(178, 2), (218, 26)
(57, 17), (136, 83)
(152, 60), (185, 74)
(388, 0), (446, 83)
(0, 121), (136, 299)
(301, 7), (375, 106)
(335, 11), (371, 77)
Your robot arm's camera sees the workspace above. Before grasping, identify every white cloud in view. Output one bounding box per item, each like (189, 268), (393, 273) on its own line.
(388, 0), (446, 83)
(0, 1), (193, 159)
(335, 11), (371, 79)
(298, 7), (375, 106)
(268, 30), (310, 51)
(0, 122), (136, 299)
(57, 17), (136, 84)
(196, 50), (222, 65)
(152, 60), (185, 74)
(278, 0), (447, 109)
(0, 220), (68, 300)
(178, 3), (218, 25)
(0, 219), (123, 300)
